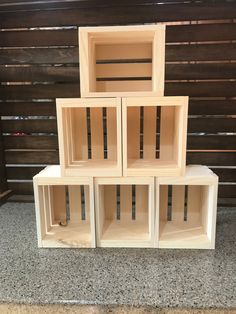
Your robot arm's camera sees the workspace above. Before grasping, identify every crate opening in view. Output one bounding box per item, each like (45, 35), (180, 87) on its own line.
(38, 184), (91, 247)
(64, 106), (118, 168)
(159, 184), (211, 246)
(90, 35), (154, 92)
(98, 184), (150, 242)
(126, 105), (180, 169)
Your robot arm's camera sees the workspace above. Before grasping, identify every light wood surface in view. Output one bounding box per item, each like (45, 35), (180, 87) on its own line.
(72, 108), (88, 161)
(156, 165), (218, 249)
(79, 24), (165, 97)
(95, 177), (155, 248)
(56, 98), (122, 177)
(68, 185), (82, 223)
(160, 106), (175, 161)
(90, 107), (104, 160)
(33, 165), (95, 248)
(122, 96), (188, 177)
(143, 106), (156, 159)
(172, 185), (185, 222)
(107, 107), (117, 161)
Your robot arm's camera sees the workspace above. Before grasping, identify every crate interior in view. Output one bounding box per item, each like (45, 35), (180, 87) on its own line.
(89, 32), (154, 92)
(38, 184), (91, 247)
(64, 106), (117, 168)
(98, 184), (150, 242)
(126, 105), (181, 169)
(159, 184), (211, 247)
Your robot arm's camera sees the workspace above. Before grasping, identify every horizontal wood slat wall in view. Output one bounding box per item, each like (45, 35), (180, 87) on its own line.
(0, 0), (236, 204)
(0, 3), (236, 27)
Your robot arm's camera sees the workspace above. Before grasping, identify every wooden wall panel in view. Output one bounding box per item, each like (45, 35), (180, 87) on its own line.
(165, 82), (236, 97)
(188, 100), (236, 116)
(0, 0), (233, 12)
(3, 136), (58, 149)
(0, 66), (79, 82)
(187, 152), (236, 167)
(0, 102), (56, 116)
(1, 64), (236, 82)
(4, 150), (59, 164)
(1, 44), (236, 65)
(0, 0), (235, 203)
(0, 29), (78, 47)
(0, 3), (235, 28)
(0, 48), (78, 64)
(0, 84), (80, 99)
(6, 166), (45, 180)
(0, 23), (235, 48)
(1, 119), (57, 133)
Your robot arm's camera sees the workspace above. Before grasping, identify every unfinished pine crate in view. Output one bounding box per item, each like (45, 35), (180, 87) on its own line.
(156, 165), (218, 249)
(95, 177), (155, 248)
(33, 165), (95, 248)
(122, 96), (188, 177)
(79, 25), (165, 97)
(56, 98), (122, 177)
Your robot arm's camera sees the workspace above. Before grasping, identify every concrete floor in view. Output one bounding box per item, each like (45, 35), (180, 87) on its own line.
(0, 203), (235, 310)
(0, 304), (235, 314)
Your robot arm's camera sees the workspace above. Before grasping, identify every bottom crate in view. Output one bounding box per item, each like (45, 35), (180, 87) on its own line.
(33, 166), (95, 248)
(156, 165), (218, 249)
(95, 177), (155, 247)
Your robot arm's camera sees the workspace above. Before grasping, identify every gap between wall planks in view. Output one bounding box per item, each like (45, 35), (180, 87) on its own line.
(0, 0), (236, 203)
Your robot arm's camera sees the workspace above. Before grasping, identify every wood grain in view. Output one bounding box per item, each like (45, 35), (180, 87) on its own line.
(0, 3), (235, 28)
(0, 29), (78, 47)
(1, 119), (57, 133)
(4, 150), (59, 164)
(0, 66), (79, 82)
(0, 101), (56, 116)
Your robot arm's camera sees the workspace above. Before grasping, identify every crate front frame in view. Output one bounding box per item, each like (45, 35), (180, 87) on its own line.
(56, 98), (122, 177)
(79, 25), (165, 97)
(122, 96), (188, 177)
(155, 165), (218, 249)
(33, 165), (96, 248)
(95, 176), (155, 248)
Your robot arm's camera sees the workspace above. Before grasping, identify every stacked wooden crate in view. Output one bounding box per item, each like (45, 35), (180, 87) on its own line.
(33, 25), (218, 249)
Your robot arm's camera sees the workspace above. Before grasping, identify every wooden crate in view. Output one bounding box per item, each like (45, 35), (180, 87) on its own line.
(79, 25), (165, 97)
(56, 98), (122, 177)
(155, 165), (218, 249)
(122, 96), (188, 177)
(33, 165), (95, 248)
(95, 177), (155, 248)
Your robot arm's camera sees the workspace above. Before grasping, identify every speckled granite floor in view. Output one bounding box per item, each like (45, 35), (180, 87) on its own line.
(0, 304), (235, 314)
(0, 203), (235, 309)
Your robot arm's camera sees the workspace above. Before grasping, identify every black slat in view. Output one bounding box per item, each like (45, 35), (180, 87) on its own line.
(0, 3), (236, 28)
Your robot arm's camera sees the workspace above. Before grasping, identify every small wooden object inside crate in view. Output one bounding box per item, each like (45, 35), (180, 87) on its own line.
(33, 165), (95, 248)
(79, 25), (165, 97)
(95, 177), (155, 248)
(56, 97), (122, 177)
(122, 96), (188, 177)
(155, 165), (218, 249)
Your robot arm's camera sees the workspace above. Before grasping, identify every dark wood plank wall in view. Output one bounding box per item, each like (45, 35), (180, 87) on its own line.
(0, 0), (236, 203)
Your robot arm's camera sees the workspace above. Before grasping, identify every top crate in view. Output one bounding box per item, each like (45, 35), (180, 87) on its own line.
(79, 25), (165, 97)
